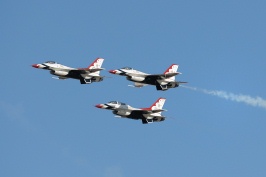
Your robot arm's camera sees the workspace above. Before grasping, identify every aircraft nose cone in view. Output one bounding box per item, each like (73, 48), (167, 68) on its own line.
(109, 70), (116, 74)
(95, 104), (103, 108)
(32, 64), (39, 68)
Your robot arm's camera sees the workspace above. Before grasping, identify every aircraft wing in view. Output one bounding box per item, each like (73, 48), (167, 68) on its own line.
(125, 73), (148, 77)
(125, 72), (179, 78)
(132, 109), (166, 114)
(66, 68), (104, 75)
(145, 72), (181, 79)
(69, 68), (104, 74)
(88, 68), (105, 72)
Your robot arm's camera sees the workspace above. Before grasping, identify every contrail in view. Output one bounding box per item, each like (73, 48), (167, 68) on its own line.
(180, 85), (266, 109)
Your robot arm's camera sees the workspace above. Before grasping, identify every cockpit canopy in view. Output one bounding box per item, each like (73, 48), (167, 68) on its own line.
(45, 61), (57, 64)
(108, 101), (117, 104)
(108, 101), (126, 105)
(121, 67), (133, 70)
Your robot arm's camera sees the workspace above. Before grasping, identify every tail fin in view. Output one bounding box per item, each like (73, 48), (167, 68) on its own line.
(149, 98), (166, 110)
(164, 64), (178, 74)
(88, 58), (104, 69)
(88, 58), (104, 74)
(164, 64), (178, 81)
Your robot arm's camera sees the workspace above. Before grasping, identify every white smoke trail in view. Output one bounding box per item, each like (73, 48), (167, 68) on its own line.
(180, 85), (266, 109)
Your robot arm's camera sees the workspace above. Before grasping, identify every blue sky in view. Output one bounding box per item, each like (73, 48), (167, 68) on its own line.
(1, 1), (266, 177)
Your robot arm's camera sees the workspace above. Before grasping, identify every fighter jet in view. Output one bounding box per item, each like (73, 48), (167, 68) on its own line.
(95, 98), (167, 124)
(109, 64), (187, 91)
(32, 58), (104, 84)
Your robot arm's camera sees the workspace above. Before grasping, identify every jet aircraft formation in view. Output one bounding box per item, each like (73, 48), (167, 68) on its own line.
(32, 57), (187, 124)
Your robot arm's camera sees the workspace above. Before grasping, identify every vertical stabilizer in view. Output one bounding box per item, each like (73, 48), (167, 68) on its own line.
(88, 58), (104, 74)
(164, 64), (178, 81)
(149, 98), (166, 110)
(164, 64), (178, 74)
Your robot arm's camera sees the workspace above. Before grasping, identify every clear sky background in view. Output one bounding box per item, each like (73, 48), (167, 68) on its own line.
(1, 1), (266, 177)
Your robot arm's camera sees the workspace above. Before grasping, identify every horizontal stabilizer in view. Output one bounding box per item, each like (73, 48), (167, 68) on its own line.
(164, 72), (179, 77)
(88, 68), (105, 72)
(151, 109), (167, 113)
(135, 109), (166, 114)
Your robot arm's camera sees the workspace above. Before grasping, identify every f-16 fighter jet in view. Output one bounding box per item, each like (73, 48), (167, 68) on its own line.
(32, 58), (104, 84)
(109, 64), (187, 91)
(95, 98), (167, 124)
